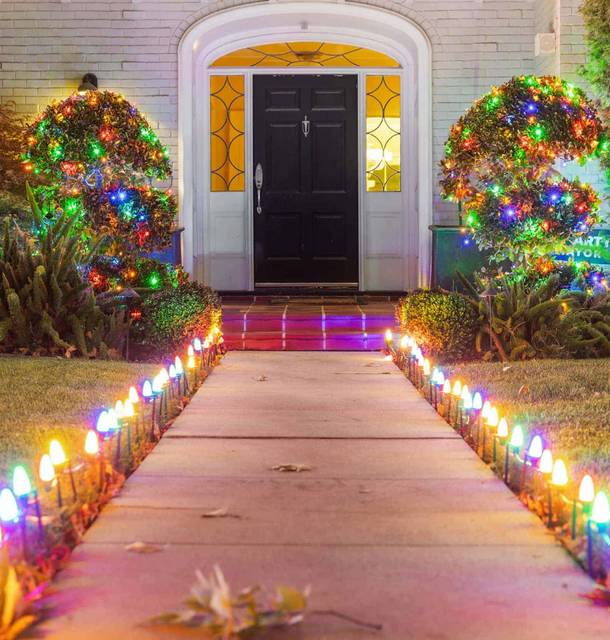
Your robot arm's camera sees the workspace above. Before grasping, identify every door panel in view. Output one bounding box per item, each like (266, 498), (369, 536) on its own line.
(253, 74), (358, 285)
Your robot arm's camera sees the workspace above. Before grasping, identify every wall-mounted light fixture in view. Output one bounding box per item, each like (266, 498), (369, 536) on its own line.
(78, 73), (98, 94)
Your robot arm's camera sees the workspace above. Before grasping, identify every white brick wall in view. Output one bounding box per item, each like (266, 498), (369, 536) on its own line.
(0, 0), (601, 225)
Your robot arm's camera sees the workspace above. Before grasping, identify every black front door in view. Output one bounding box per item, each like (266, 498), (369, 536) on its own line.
(253, 75), (358, 286)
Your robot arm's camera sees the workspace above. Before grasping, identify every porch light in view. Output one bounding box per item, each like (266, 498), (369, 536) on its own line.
(78, 73), (98, 95)
(578, 475), (595, 504)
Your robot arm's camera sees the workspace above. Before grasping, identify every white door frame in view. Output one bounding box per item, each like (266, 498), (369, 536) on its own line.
(178, 2), (433, 290)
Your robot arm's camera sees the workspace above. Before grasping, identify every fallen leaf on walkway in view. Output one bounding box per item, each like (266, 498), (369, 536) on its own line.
(502, 365), (512, 372)
(358, 487), (372, 494)
(271, 464), (312, 473)
(125, 541), (164, 554)
(518, 384), (530, 396)
(580, 587), (610, 606)
(255, 375), (268, 382)
(201, 508), (241, 519)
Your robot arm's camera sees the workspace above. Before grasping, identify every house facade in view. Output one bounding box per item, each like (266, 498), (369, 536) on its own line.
(0, 0), (595, 292)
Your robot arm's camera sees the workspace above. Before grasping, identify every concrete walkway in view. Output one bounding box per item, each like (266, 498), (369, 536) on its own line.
(44, 352), (608, 639)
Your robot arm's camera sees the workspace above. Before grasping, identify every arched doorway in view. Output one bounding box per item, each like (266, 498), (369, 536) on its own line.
(178, 2), (432, 291)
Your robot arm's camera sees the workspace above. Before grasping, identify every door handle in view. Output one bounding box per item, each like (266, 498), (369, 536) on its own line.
(302, 115), (310, 138)
(254, 162), (263, 214)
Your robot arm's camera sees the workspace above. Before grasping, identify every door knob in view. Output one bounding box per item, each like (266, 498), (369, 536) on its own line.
(254, 162), (263, 214)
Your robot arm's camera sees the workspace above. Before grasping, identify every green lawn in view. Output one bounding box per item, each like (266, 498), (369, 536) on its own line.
(446, 359), (610, 486)
(0, 356), (159, 477)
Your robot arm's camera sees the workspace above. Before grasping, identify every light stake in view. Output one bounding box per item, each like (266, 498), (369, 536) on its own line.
(588, 491), (610, 577)
(40, 449), (60, 506)
(521, 434), (543, 493)
(573, 475), (595, 540)
(84, 430), (102, 490)
(505, 424), (523, 484)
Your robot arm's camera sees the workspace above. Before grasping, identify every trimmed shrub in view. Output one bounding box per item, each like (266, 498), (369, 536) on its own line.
(396, 290), (478, 361)
(139, 282), (221, 355)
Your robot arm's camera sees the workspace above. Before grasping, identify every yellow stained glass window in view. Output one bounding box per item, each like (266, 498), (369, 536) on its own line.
(366, 75), (400, 192)
(210, 75), (245, 192)
(211, 42), (399, 68)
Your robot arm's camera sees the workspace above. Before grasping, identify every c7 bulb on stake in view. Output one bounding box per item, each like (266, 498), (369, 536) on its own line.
(588, 491), (610, 577)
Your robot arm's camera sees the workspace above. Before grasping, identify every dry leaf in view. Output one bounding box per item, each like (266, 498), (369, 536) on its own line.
(255, 375), (268, 382)
(271, 464), (312, 473)
(125, 541), (164, 554)
(201, 508), (241, 519)
(502, 365), (512, 372)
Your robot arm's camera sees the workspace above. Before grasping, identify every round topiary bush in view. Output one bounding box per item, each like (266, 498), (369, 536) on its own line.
(138, 282), (221, 356)
(396, 290), (478, 361)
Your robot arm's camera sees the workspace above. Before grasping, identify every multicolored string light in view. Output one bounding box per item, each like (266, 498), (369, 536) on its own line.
(440, 75), (607, 271)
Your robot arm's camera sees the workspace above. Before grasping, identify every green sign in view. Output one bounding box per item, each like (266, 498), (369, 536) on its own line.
(557, 228), (610, 267)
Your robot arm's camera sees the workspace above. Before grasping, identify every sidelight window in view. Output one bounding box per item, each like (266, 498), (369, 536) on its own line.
(210, 75), (245, 192)
(366, 75), (401, 192)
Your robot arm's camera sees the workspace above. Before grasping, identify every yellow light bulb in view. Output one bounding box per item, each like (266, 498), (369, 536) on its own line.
(128, 386), (139, 404)
(487, 407), (499, 428)
(187, 345), (195, 357)
(551, 459), (568, 486)
(460, 384), (470, 401)
(49, 440), (67, 466)
(497, 417), (508, 439)
(481, 401), (491, 419)
(452, 380), (462, 397)
(39, 454), (55, 483)
(384, 329), (393, 344)
(84, 430), (100, 456)
(423, 359), (431, 376)
(187, 355), (196, 369)
(400, 335), (409, 350)
(114, 400), (124, 419)
(123, 399), (135, 418)
(539, 449), (553, 474)
(578, 474), (595, 503)
(443, 380), (451, 394)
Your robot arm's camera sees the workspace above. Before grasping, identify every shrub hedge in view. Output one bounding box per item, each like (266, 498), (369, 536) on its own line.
(396, 289), (478, 362)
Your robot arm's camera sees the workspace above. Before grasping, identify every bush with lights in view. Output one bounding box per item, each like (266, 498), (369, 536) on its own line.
(440, 75), (606, 274)
(22, 90), (178, 293)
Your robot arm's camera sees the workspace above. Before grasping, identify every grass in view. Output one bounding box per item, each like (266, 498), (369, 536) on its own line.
(446, 359), (610, 487)
(0, 356), (159, 477)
